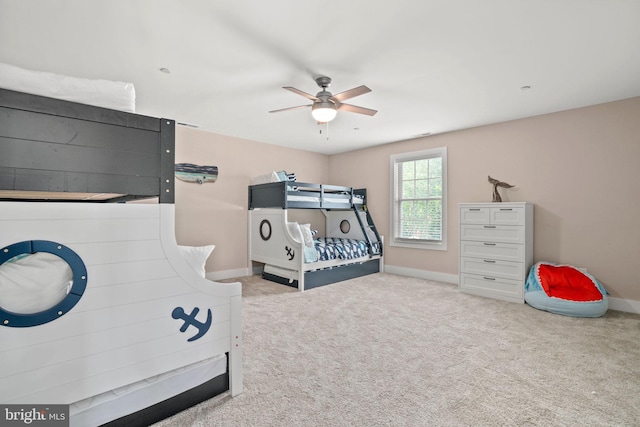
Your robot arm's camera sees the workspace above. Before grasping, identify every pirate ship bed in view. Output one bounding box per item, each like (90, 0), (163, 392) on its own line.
(248, 181), (383, 291)
(0, 87), (242, 426)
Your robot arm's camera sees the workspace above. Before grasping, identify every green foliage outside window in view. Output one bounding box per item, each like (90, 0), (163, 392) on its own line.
(396, 157), (443, 241)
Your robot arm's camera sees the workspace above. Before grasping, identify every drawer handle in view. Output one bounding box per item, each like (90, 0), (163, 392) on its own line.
(469, 208), (481, 211)
(484, 225), (496, 229)
(483, 260), (496, 263)
(483, 243), (496, 246)
(499, 208), (513, 211)
(483, 277), (496, 281)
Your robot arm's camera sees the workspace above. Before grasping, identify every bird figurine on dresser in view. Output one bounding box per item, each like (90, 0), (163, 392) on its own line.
(488, 176), (514, 202)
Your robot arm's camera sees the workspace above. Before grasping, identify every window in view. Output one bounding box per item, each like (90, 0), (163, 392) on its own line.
(390, 147), (447, 250)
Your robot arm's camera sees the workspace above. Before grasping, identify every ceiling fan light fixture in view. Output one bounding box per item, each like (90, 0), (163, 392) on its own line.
(271, 76), (375, 123)
(311, 101), (337, 122)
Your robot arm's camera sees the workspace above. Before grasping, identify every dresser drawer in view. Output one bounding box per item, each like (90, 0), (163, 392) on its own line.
(460, 241), (524, 262)
(460, 206), (526, 225)
(460, 257), (524, 280)
(490, 207), (525, 225)
(460, 207), (490, 224)
(460, 224), (525, 244)
(459, 273), (524, 303)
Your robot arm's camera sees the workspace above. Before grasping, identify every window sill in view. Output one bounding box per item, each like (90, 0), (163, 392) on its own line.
(389, 240), (448, 251)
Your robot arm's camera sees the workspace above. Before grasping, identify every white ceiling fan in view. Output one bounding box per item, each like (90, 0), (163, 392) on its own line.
(269, 76), (377, 123)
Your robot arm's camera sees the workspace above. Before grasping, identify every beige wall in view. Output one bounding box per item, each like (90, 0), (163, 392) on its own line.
(174, 97), (639, 301)
(174, 127), (329, 275)
(329, 97), (640, 300)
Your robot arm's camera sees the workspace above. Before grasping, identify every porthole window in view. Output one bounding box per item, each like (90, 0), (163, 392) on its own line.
(259, 220), (272, 241)
(340, 220), (351, 234)
(0, 240), (87, 328)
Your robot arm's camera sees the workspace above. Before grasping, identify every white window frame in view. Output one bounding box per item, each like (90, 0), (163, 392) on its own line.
(389, 147), (447, 251)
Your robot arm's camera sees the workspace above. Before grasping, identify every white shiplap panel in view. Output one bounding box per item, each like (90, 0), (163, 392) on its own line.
(0, 202), (161, 249)
(2, 317), (231, 401)
(0, 293), (231, 353)
(229, 294), (243, 396)
(0, 203), (160, 221)
(5, 337), (232, 404)
(70, 239), (166, 266)
(0, 202), (243, 406)
(83, 260), (179, 288)
(0, 218), (161, 247)
(75, 278), (230, 312)
(1, 312), (231, 382)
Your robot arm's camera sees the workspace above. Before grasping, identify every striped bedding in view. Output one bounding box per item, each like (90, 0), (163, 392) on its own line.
(315, 237), (370, 261)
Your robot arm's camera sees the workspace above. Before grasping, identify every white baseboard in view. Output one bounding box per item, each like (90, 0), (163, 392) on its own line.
(205, 267), (252, 281)
(383, 265), (459, 285)
(608, 297), (640, 314)
(384, 265), (640, 315)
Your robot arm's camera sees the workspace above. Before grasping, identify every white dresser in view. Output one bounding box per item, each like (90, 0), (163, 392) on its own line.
(459, 202), (533, 303)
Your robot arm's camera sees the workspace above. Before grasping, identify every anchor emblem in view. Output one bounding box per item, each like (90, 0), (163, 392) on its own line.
(171, 306), (212, 342)
(285, 246), (295, 260)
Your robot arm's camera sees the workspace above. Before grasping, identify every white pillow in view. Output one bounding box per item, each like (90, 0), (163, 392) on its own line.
(300, 224), (319, 263)
(299, 224), (315, 247)
(0, 252), (72, 314)
(286, 222), (303, 244)
(177, 245), (215, 278)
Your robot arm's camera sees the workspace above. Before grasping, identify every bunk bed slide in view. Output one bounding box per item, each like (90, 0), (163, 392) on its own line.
(0, 88), (242, 427)
(248, 181), (383, 291)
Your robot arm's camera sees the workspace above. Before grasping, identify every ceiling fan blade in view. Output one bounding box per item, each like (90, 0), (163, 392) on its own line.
(337, 103), (377, 116)
(269, 104), (312, 113)
(283, 86), (318, 101)
(331, 85), (371, 102)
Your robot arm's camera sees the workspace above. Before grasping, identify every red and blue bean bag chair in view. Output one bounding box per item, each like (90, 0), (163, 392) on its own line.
(525, 262), (608, 317)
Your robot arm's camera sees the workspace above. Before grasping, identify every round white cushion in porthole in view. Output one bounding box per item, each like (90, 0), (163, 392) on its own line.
(0, 252), (73, 314)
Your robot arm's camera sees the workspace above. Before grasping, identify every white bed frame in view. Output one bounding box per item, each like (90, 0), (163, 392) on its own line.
(0, 202), (242, 423)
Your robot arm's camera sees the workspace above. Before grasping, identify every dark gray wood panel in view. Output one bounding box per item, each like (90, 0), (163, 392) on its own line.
(0, 88), (159, 131)
(0, 88), (175, 203)
(0, 167), (159, 196)
(159, 119), (175, 204)
(0, 136), (159, 177)
(1, 107), (158, 154)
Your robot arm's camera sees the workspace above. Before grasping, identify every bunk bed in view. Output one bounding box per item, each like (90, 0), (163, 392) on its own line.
(248, 181), (383, 291)
(0, 87), (242, 426)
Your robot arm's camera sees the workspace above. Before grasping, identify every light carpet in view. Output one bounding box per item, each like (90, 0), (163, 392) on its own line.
(154, 273), (640, 426)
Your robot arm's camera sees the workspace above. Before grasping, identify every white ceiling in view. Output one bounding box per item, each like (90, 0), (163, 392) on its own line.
(1, 0), (639, 155)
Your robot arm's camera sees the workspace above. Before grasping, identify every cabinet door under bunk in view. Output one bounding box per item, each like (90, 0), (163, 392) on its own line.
(248, 181), (383, 291)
